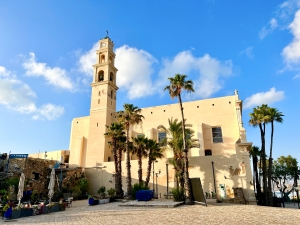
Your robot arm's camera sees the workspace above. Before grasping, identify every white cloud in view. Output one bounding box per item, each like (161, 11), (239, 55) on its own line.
(239, 46), (254, 59)
(282, 10), (300, 64)
(77, 42), (158, 99)
(78, 42), (98, 76)
(293, 73), (300, 78)
(32, 104), (64, 120)
(23, 52), (73, 90)
(115, 45), (158, 99)
(243, 87), (285, 109)
(77, 42), (233, 100)
(0, 66), (64, 120)
(259, 18), (278, 39)
(158, 51), (233, 99)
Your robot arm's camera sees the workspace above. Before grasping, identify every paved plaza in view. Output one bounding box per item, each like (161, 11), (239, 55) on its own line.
(1, 200), (300, 225)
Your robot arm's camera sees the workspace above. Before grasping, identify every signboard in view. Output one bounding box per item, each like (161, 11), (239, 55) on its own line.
(190, 177), (207, 206)
(9, 154), (28, 159)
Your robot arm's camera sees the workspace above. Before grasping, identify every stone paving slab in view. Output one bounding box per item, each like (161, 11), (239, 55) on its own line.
(1, 200), (299, 225)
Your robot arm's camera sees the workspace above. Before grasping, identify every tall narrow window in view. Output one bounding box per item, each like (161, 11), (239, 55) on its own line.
(98, 99), (100, 104)
(111, 90), (113, 98)
(212, 127), (223, 143)
(158, 132), (167, 146)
(110, 72), (113, 82)
(98, 71), (104, 82)
(101, 55), (105, 63)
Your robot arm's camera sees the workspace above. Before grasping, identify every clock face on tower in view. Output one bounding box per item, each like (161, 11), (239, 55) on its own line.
(101, 42), (106, 48)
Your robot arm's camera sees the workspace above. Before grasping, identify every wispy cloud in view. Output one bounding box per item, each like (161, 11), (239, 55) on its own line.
(243, 87), (285, 109)
(239, 46), (254, 59)
(0, 66), (64, 120)
(293, 73), (300, 79)
(259, 18), (278, 39)
(23, 52), (73, 90)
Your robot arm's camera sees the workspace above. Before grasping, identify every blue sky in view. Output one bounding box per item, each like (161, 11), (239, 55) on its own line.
(0, 0), (299, 161)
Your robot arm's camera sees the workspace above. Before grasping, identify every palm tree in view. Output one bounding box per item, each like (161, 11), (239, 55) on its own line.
(266, 107), (284, 206)
(118, 104), (144, 199)
(132, 135), (148, 184)
(164, 74), (194, 204)
(104, 122), (125, 198)
(249, 146), (262, 203)
(158, 118), (185, 188)
(249, 104), (270, 205)
(144, 139), (164, 187)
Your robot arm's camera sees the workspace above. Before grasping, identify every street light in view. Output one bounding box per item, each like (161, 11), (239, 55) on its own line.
(155, 169), (161, 199)
(152, 160), (158, 196)
(60, 156), (65, 190)
(166, 163), (169, 199)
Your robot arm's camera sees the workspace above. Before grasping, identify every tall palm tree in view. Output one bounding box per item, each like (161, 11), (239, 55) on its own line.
(104, 122), (125, 198)
(145, 139), (164, 187)
(266, 107), (284, 206)
(118, 104), (144, 199)
(249, 104), (270, 205)
(132, 135), (148, 184)
(164, 74), (194, 204)
(249, 146), (262, 203)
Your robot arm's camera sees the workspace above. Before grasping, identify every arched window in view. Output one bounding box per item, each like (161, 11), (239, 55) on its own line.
(205, 149), (212, 156)
(98, 71), (104, 82)
(110, 72), (113, 82)
(101, 55), (105, 63)
(109, 56), (112, 64)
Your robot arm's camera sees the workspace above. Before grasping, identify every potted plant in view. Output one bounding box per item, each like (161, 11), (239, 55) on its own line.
(107, 188), (116, 202)
(98, 186), (109, 204)
(12, 204), (22, 219)
(20, 204), (33, 217)
(88, 194), (99, 206)
(51, 202), (60, 212)
(3, 203), (12, 219)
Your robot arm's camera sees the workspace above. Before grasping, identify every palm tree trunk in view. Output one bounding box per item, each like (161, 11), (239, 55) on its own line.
(145, 158), (152, 187)
(259, 123), (268, 206)
(113, 138), (121, 197)
(126, 126), (132, 198)
(178, 94), (193, 205)
(138, 151), (142, 184)
(117, 145), (123, 198)
(253, 156), (261, 204)
(267, 121), (274, 206)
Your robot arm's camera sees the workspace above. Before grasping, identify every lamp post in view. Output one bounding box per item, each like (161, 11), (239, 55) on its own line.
(166, 163), (169, 199)
(60, 156), (65, 190)
(152, 160), (158, 196)
(155, 169), (161, 199)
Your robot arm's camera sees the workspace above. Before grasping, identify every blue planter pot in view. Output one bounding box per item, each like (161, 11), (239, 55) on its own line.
(88, 198), (99, 205)
(11, 210), (21, 219)
(50, 204), (59, 212)
(20, 208), (33, 217)
(4, 207), (12, 219)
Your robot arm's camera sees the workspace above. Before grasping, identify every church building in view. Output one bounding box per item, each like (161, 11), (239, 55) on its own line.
(68, 36), (255, 202)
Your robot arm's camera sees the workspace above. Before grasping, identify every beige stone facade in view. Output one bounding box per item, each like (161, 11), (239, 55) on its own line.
(68, 36), (254, 202)
(29, 150), (70, 164)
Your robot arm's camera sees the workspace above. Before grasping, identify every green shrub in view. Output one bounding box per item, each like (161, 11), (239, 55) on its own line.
(171, 188), (184, 202)
(98, 186), (106, 198)
(132, 183), (149, 200)
(107, 188), (116, 197)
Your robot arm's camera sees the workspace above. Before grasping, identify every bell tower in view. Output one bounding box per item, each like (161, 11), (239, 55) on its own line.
(85, 35), (118, 167)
